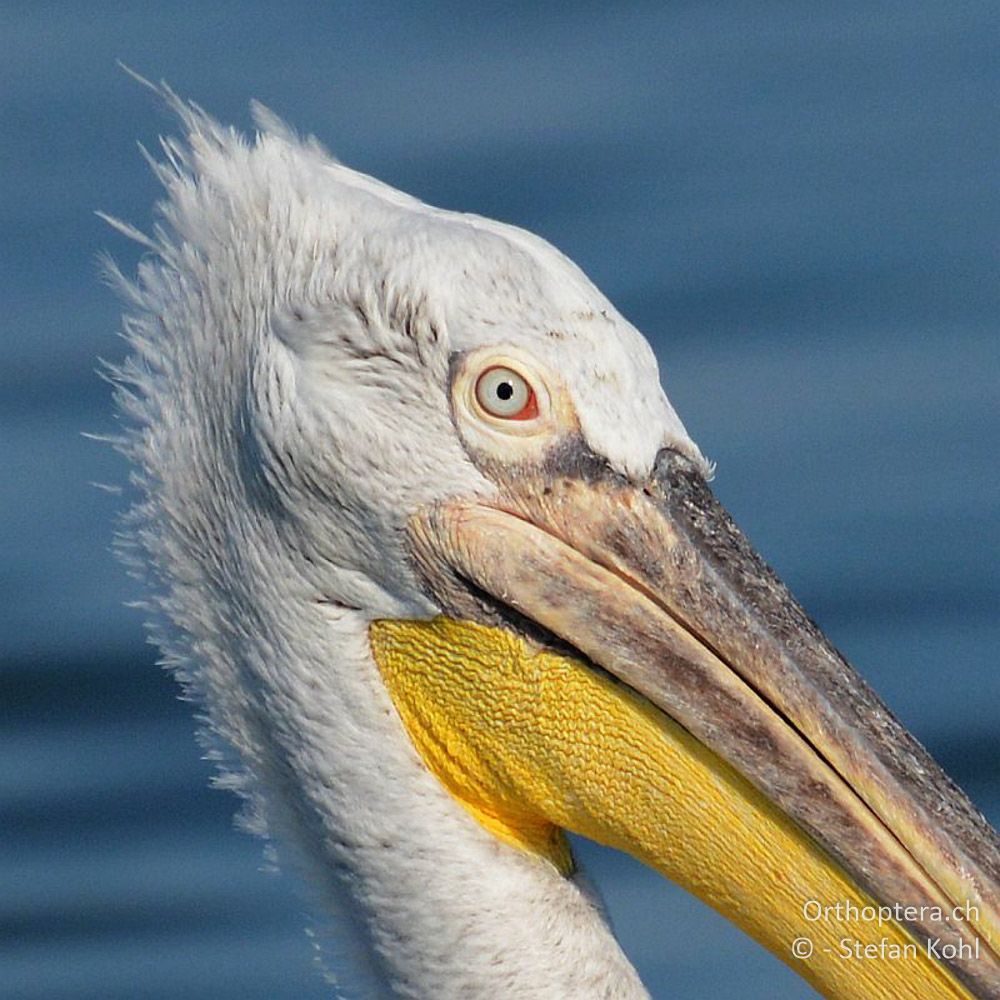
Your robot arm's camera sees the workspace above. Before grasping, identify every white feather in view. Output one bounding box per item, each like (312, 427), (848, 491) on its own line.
(106, 84), (709, 997)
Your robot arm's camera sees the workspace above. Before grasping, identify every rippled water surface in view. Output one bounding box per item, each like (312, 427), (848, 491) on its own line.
(2, 4), (998, 998)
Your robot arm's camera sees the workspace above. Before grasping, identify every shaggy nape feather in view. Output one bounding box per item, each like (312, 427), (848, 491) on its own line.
(104, 80), (710, 998)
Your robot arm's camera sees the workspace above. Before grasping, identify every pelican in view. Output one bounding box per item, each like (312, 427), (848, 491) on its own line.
(104, 84), (1000, 999)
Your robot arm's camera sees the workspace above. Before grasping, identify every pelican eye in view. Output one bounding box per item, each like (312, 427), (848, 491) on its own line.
(474, 366), (538, 420)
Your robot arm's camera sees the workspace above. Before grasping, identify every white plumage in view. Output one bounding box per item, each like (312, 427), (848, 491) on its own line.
(106, 86), (707, 998)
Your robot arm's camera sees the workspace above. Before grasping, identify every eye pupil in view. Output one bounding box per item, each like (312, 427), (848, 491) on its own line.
(474, 365), (538, 421)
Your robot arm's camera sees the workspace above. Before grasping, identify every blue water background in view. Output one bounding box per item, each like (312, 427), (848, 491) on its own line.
(2, 4), (998, 998)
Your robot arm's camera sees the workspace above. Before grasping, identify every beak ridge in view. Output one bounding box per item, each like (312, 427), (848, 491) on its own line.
(408, 446), (1000, 997)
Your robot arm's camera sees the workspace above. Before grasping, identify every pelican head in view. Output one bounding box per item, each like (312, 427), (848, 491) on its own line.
(107, 87), (1000, 999)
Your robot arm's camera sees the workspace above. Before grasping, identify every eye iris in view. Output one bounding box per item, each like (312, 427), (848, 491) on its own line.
(475, 365), (536, 419)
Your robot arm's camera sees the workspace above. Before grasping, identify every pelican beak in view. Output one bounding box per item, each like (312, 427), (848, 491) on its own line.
(370, 444), (1000, 1000)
